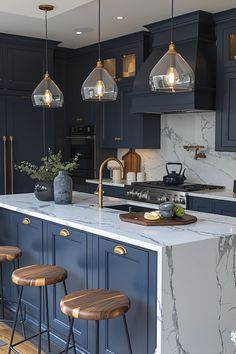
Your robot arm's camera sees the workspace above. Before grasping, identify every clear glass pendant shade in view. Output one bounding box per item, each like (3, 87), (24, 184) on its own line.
(32, 72), (64, 108)
(81, 61), (118, 101)
(149, 42), (195, 92)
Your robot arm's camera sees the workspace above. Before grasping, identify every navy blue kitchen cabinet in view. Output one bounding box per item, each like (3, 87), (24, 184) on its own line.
(0, 34), (57, 195)
(99, 32), (160, 149)
(98, 237), (157, 354)
(188, 196), (236, 216)
(215, 9), (236, 151)
(47, 223), (90, 352)
(100, 81), (160, 149)
(0, 209), (15, 301)
(0, 208), (157, 353)
(12, 212), (44, 321)
(187, 196), (213, 213)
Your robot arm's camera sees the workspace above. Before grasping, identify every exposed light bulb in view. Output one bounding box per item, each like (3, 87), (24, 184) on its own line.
(165, 66), (179, 91)
(96, 80), (105, 99)
(43, 89), (53, 106)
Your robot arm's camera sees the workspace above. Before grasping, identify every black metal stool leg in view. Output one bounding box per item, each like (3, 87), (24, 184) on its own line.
(122, 314), (132, 354)
(63, 281), (76, 354)
(45, 286), (51, 353)
(38, 287), (42, 354)
(14, 260), (26, 338)
(0, 262), (4, 319)
(64, 317), (74, 354)
(95, 320), (99, 354)
(8, 286), (24, 354)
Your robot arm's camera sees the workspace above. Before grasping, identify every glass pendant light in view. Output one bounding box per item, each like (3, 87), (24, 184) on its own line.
(32, 5), (64, 108)
(81, 0), (118, 101)
(149, 0), (194, 93)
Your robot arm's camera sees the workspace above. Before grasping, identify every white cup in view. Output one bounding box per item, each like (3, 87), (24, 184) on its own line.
(112, 169), (121, 183)
(137, 171), (145, 182)
(126, 172), (136, 185)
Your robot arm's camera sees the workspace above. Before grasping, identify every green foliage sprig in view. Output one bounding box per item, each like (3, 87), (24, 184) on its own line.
(15, 149), (80, 182)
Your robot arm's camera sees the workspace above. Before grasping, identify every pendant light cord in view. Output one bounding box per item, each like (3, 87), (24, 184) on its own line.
(170, 0), (174, 43)
(98, 0), (101, 60)
(45, 9), (48, 73)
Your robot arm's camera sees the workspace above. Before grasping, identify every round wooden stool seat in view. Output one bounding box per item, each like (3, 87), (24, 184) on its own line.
(60, 288), (130, 321)
(0, 246), (22, 262)
(12, 264), (67, 287)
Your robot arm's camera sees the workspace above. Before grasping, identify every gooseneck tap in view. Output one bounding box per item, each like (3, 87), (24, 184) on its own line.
(97, 157), (124, 208)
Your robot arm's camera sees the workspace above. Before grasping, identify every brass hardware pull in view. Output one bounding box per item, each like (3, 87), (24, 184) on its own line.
(10, 136), (14, 194)
(114, 137), (121, 141)
(115, 77), (122, 82)
(114, 245), (127, 255)
(2, 136), (6, 194)
(22, 217), (31, 225)
(59, 229), (70, 237)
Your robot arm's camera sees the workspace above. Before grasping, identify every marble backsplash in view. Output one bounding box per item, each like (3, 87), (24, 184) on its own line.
(118, 112), (236, 190)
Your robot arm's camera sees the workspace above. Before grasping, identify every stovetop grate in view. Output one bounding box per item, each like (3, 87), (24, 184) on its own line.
(131, 181), (225, 192)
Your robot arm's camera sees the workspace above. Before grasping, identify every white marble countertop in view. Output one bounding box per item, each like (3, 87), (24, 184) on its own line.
(86, 179), (126, 187)
(0, 192), (236, 252)
(188, 189), (236, 202)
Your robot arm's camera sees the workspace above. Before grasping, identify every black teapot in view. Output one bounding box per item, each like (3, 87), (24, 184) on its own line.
(163, 163), (186, 185)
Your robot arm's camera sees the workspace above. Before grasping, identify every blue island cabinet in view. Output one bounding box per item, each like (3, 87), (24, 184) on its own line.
(97, 237), (157, 354)
(13, 213), (44, 321)
(46, 223), (90, 352)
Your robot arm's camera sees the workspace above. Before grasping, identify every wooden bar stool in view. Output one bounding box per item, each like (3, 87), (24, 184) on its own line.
(8, 264), (74, 354)
(0, 246), (26, 337)
(60, 288), (133, 354)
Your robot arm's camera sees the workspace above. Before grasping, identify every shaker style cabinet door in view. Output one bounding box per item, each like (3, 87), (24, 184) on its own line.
(6, 47), (45, 91)
(0, 97), (6, 195)
(47, 223), (89, 351)
(5, 95), (51, 194)
(98, 238), (157, 354)
(12, 213), (44, 320)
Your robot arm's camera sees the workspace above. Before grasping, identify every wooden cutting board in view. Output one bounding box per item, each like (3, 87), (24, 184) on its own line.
(122, 149), (141, 179)
(120, 212), (197, 226)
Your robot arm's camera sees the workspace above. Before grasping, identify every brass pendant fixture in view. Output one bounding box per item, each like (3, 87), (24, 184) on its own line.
(149, 0), (194, 93)
(32, 5), (64, 108)
(81, 0), (118, 101)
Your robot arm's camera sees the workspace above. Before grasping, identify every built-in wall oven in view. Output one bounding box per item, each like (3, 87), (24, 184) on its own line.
(65, 125), (96, 186)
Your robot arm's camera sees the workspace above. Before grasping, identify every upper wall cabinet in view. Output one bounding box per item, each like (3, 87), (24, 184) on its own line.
(0, 34), (57, 92)
(215, 9), (236, 151)
(6, 47), (45, 91)
(101, 32), (149, 84)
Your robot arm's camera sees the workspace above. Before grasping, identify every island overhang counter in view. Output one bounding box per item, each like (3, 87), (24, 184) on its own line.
(0, 192), (235, 354)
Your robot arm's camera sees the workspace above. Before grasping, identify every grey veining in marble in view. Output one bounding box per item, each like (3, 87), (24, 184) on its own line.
(1, 192), (236, 354)
(118, 112), (236, 190)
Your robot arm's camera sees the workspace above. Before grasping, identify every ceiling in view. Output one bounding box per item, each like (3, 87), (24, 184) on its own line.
(0, 0), (235, 49)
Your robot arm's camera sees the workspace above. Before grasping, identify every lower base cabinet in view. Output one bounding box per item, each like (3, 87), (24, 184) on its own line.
(0, 209), (157, 354)
(187, 196), (236, 216)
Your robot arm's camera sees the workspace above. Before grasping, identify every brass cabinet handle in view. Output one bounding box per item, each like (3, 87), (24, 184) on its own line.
(10, 136), (14, 194)
(2, 136), (6, 194)
(114, 77), (122, 82)
(114, 245), (127, 255)
(22, 217), (31, 225)
(114, 137), (121, 141)
(59, 229), (70, 237)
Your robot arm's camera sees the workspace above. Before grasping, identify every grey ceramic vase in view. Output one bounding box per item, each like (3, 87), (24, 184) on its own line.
(34, 181), (54, 201)
(54, 171), (72, 204)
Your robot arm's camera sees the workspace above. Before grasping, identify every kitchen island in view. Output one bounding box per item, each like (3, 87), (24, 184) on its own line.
(0, 192), (235, 354)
